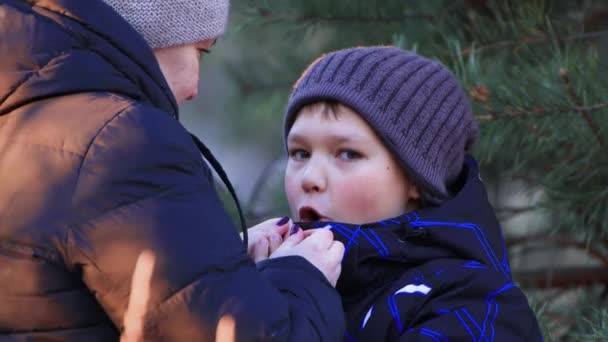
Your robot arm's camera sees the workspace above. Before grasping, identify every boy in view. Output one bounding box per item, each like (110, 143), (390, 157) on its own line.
(278, 46), (543, 341)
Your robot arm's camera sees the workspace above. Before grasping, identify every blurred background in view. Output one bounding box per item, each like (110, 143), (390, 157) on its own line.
(182, 1), (608, 340)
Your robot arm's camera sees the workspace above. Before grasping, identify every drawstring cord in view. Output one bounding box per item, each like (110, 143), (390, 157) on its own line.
(190, 133), (248, 249)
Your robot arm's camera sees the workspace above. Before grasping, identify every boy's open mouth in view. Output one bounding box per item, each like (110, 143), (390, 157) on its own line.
(298, 206), (327, 222)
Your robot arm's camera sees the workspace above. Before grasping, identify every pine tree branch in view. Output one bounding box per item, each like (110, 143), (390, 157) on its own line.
(255, 7), (434, 24)
(475, 102), (608, 121)
(497, 206), (538, 215)
(514, 266), (608, 288)
(496, 206), (539, 221)
(559, 69), (607, 155)
(461, 29), (608, 57)
(247, 0), (495, 28)
(507, 233), (608, 265)
(542, 288), (570, 304)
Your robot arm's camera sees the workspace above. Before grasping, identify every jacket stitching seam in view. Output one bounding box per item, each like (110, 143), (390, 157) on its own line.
(29, 1), (176, 114)
(157, 255), (251, 306)
(8, 140), (85, 158)
(64, 183), (186, 275)
(28, 5), (145, 103)
(72, 105), (133, 202)
(0, 240), (62, 263)
(65, 105), (133, 267)
(70, 183), (186, 229)
(0, 51), (68, 107)
(3, 2), (88, 83)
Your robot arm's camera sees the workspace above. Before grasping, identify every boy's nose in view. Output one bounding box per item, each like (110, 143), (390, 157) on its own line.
(301, 161), (327, 193)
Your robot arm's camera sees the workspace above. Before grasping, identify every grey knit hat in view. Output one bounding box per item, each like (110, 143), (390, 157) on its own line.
(284, 46), (479, 204)
(101, 0), (229, 49)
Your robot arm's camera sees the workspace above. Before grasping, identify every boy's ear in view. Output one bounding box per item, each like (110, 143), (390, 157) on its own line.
(409, 184), (421, 200)
(405, 183), (421, 212)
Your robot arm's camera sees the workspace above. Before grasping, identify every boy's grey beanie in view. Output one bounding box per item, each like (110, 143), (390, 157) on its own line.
(284, 46), (479, 204)
(101, 0), (229, 49)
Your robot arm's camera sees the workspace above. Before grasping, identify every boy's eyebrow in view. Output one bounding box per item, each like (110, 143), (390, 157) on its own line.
(287, 132), (365, 144)
(286, 133), (308, 145)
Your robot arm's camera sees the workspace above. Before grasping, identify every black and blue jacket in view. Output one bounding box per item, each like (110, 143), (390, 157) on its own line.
(299, 157), (543, 341)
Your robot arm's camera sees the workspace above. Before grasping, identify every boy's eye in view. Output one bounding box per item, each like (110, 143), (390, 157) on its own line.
(289, 149), (310, 160)
(338, 150), (362, 160)
(198, 48), (211, 56)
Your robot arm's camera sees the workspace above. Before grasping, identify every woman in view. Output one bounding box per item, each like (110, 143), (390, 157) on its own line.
(0, 0), (344, 340)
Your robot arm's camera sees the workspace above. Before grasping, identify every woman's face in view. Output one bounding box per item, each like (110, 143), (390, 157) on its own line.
(153, 38), (216, 104)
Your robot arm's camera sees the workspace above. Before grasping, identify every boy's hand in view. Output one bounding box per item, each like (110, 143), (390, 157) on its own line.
(241, 217), (291, 262)
(270, 228), (344, 287)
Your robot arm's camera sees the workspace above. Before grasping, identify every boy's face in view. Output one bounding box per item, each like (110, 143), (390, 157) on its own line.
(285, 104), (420, 225)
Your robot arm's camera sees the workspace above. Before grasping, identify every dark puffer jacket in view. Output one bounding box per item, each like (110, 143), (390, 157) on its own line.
(299, 158), (543, 341)
(0, 0), (344, 340)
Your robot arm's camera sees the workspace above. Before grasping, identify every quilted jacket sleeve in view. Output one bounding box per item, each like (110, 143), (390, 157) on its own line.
(65, 104), (345, 341)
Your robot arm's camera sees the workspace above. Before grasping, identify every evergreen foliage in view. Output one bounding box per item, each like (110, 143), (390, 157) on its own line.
(214, 1), (608, 339)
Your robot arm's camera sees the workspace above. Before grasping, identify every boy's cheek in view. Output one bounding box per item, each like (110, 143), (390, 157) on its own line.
(332, 179), (381, 222)
(283, 176), (300, 216)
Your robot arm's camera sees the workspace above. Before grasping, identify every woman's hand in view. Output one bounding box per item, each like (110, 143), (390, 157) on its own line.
(241, 217), (291, 262)
(270, 227), (344, 287)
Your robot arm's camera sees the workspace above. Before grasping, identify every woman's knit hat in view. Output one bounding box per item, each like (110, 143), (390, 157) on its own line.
(101, 0), (229, 49)
(284, 46), (479, 204)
